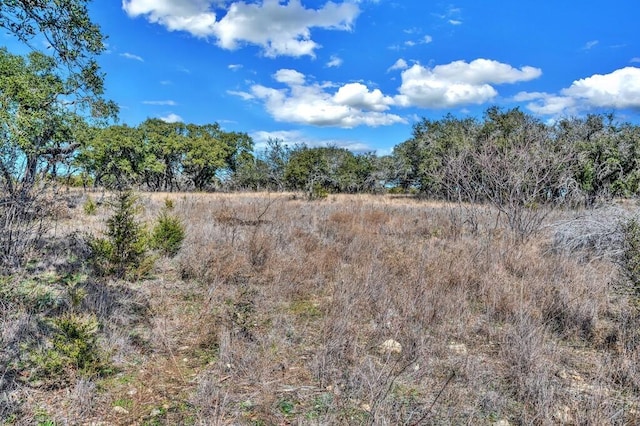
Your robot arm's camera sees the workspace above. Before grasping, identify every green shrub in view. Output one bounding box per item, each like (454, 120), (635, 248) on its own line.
(83, 196), (97, 215)
(88, 191), (149, 279)
(150, 210), (185, 256)
(28, 314), (108, 384)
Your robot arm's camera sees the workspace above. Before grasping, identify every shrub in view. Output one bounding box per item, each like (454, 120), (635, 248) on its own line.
(150, 210), (185, 256)
(28, 314), (108, 385)
(83, 196), (97, 215)
(88, 191), (149, 279)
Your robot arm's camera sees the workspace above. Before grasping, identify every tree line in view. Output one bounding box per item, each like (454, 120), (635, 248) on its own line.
(63, 106), (640, 206)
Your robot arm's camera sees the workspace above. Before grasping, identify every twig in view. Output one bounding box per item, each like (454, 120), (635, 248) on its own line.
(409, 369), (456, 426)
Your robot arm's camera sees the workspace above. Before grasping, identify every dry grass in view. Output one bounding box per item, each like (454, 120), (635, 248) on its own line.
(2, 191), (640, 424)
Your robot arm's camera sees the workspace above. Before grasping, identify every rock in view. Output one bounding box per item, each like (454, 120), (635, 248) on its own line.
(493, 420), (512, 426)
(553, 405), (573, 423)
(112, 406), (129, 415)
(379, 339), (402, 354)
(448, 343), (468, 356)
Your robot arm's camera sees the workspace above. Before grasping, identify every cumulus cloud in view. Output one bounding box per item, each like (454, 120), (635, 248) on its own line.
(562, 67), (640, 109)
(228, 64), (243, 71)
(517, 67), (640, 115)
(122, 0), (360, 58)
(160, 113), (183, 123)
(395, 59), (542, 108)
(333, 83), (395, 112)
(229, 69), (405, 128)
(514, 92), (577, 115)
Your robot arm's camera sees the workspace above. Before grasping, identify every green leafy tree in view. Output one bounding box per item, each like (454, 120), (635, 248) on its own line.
(0, 0), (117, 118)
(0, 1), (115, 269)
(260, 138), (293, 190)
(392, 114), (478, 196)
(138, 118), (186, 191)
(182, 124), (254, 191)
(0, 49), (94, 267)
(77, 124), (147, 189)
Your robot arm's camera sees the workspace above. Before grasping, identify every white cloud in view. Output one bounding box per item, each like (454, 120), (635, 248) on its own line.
(583, 40), (599, 50)
(120, 52), (144, 61)
(228, 64), (243, 71)
(631, 57), (640, 63)
(387, 58), (408, 72)
(562, 67), (640, 109)
(333, 83), (395, 112)
(514, 92), (576, 115)
(123, 0), (360, 58)
(160, 113), (183, 123)
(231, 69), (405, 128)
(251, 129), (373, 153)
(227, 90), (255, 101)
(396, 59), (542, 108)
(122, 0), (218, 36)
(448, 19), (462, 25)
(143, 100), (177, 106)
(274, 69), (306, 86)
(516, 67), (640, 115)
(423, 35), (433, 44)
(326, 55), (343, 68)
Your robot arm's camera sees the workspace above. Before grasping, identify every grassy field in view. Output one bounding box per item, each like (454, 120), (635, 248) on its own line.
(2, 191), (640, 424)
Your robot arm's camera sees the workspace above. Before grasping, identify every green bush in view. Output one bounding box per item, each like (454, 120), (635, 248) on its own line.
(88, 191), (149, 279)
(28, 314), (108, 384)
(150, 210), (185, 256)
(83, 196), (97, 215)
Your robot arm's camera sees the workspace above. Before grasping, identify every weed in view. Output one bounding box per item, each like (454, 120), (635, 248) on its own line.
(83, 196), (97, 215)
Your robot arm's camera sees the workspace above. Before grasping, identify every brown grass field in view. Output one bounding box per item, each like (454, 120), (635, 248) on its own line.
(3, 191), (640, 425)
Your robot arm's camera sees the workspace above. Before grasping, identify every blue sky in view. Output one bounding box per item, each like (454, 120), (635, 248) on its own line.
(82, 1), (640, 153)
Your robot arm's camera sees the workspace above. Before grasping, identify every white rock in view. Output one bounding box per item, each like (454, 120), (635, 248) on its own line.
(112, 406), (129, 415)
(448, 343), (468, 356)
(379, 339), (402, 354)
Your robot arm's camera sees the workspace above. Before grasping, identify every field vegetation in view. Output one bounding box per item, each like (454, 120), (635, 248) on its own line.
(3, 1), (640, 424)
(2, 191), (640, 424)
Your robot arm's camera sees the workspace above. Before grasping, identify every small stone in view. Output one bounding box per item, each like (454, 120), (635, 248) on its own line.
(448, 343), (468, 356)
(553, 405), (573, 423)
(493, 420), (511, 426)
(112, 406), (129, 415)
(360, 403), (371, 412)
(127, 388), (137, 396)
(379, 339), (402, 354)
(150, 408), (162, 417)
